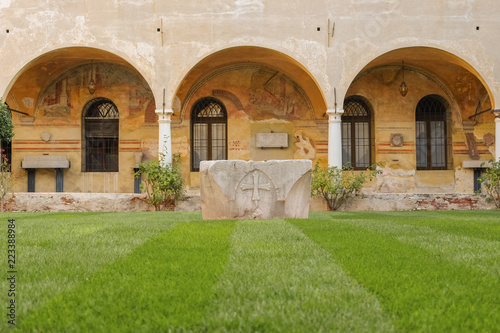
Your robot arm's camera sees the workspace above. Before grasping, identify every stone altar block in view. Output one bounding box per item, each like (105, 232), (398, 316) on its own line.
(200, 160), (312, 219)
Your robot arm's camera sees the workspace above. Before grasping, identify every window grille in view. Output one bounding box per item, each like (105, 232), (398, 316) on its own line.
(416, 95), (448, 170)
(82, 98), (119, 172)
(191, 97), (227, 171)
(342, 96), (372, 169)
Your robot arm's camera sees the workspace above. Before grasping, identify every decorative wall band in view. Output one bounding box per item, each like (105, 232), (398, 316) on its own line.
(14, 148), (80, 151)
(14, 141), (80, 145)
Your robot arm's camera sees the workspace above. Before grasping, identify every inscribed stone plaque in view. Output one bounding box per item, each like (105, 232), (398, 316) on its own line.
(256, 133), (288, 148)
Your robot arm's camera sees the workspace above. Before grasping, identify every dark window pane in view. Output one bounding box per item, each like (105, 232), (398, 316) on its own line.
(82, 98), (119, 172)
(342, 97), (371, 169)
(416, 95), (447, 170)
(342, 122), (352, 165)
(191, 97), (227, 171)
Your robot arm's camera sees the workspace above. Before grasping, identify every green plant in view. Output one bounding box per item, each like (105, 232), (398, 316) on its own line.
(0, 101), (14, 212)
(311, 162), (381, 211)
(0, 149), (12, 212)
(3, 211), (500, 332)
(0, 100), (14, 143)
(479, 159), (500, 208)
(134, 153), (185, 211)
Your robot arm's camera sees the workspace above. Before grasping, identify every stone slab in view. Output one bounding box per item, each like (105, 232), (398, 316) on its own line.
(200, 160), (312, 219)
(462, 160), (493, 168)
(255, 133), (288, 148)
(21, 156), (70, 169)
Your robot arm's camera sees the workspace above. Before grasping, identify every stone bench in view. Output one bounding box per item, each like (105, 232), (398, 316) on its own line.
(21, 156), (70, 192)
(200, 160), (312, 219)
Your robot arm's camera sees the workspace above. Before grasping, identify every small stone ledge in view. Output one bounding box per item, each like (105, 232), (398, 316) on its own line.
(1, 192), (495, 213)
(2, 193), (153, 212)
(339, 193), (496, 211)
(1, 192), (203, 213)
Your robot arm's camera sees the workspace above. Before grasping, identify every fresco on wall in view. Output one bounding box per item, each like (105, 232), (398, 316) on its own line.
(41, 77), (71, 117)
(248, 68), (314, 120)
(183, 65), (315, 122)
(294, 130), (316, 159)
(35, 63), (154, 122)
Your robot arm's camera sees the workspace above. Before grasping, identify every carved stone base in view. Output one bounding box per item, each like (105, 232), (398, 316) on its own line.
(200, 160), (312, 219)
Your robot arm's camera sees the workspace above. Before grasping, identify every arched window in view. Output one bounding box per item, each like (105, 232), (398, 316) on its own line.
(416, 95), (448, 170)
(342, 96), (372, 169)
(82, 98), (119, 172)
(191, 97), (227, 171)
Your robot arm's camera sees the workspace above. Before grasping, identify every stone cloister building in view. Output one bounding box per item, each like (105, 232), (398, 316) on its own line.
(1, 0), (499, 208)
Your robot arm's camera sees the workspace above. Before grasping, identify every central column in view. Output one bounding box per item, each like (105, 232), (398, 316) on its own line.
(326, 108), (344, 168)
(494, 110), (500, 162)
(156, 108), (174, 165)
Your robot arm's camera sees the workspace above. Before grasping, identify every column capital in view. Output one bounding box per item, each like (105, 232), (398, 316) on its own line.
(326, 108), (344, 121)
(155, 108), (174, 115)
(493, 109), (500, 119)
(156, 108), (173, 122)
(326, 108), (344, 115)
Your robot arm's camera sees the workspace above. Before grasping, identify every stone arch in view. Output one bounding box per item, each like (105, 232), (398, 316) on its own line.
(3, 47), (155, 118)
(172, 46), (328, 121)
(341, 46), (495, 112)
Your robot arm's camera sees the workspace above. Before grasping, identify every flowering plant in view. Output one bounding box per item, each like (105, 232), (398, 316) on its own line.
(479, 160), (500, 208)
(311, 161), (382, 211)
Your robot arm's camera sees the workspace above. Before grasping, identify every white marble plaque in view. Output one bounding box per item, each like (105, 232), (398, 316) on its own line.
(256, 133), (288, 148)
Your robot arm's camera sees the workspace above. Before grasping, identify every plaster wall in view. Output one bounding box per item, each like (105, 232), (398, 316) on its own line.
(0, 0), (499, 107)
(0, 0), (499, 198)
(347, 65), (495, 194)
(9, 63), (157, 193)
(173, 64), (325, 189)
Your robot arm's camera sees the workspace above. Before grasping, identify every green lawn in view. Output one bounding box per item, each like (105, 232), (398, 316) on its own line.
(1, 211), (499, 332)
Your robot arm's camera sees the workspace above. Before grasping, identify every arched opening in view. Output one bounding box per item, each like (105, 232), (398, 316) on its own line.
(171, 46), (327, 188)
(4, 47), (156, 193)
(342, 96), (373, 169)
(343, 46), (495, 193)
(190, 97), (228, 171)
(415, 95), (450, 170)
(82, 98), (119, 172)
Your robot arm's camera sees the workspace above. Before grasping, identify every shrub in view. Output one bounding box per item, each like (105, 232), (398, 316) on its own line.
(311, 162), (381, 211)
(0, 149), (13, 212)
(134, 153), (185, 211)
(0, 100), (14, 212)
(0, 100), (14, 143)
(479, 159), (500, 208)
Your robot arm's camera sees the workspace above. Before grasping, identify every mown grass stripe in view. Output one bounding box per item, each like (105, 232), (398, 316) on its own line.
(0, 212), (182, 329)
(292, 218), (500, 332)
(16, 220), (235, 333)
(341, 218), (500, 276)
(389, 210), (500, 243)
(200, 219), (395, 332)
(309, 210), (500, 242)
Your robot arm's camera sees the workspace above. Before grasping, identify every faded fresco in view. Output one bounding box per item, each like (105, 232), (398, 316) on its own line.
(248, 68), (314, 120)
(183, 65), (315, 121)
(35, 63), (155, 123)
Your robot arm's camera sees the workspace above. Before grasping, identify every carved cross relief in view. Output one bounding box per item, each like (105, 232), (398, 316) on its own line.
(240, 170), (272, 201)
